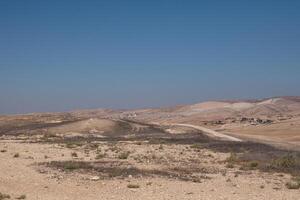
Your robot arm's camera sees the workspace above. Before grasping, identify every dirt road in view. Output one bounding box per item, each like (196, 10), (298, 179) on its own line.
(175, 124), (243, 142)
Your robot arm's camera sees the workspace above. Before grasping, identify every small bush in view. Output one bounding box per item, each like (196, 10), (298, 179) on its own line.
(109, 146), (120, 153)
(71, 152), (78, 158)
(271, 155), (296, 169)
(286, 181), (300, 190)
(95, 153), (106, 160)
(66, 143), (75, 149)
(0, 150), (7, 153)
(65, 142), (84, 149)
(226, 153), (238, 163)
(87, 143), (99, 150)
(96, 149), (102, 153)
(49, 161), (92, 171)
(127, 184), (140, 189)
(16, 195), (26, 199)
(239, 162), (259, 171)
(43, 133), (57, 139)
(13, 153), (20, 158)
(190, 144), (202, 149)
(249, 161), (259, 168)
(0, 192), (10, 200)
(226, 163), (234, 168)
(118, 151), (130, 160)
(293, 176), (300, 183)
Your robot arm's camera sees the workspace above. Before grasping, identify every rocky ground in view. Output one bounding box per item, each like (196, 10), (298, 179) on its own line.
(0, 118), (300, 200)
(1, 97), (300, 199)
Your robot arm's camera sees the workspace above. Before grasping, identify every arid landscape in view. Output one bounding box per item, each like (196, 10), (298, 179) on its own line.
(2, 0), (300, 199)
(1, 96), (300, 199)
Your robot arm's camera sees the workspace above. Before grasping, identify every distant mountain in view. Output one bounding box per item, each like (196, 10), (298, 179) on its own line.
(1, 96), (300, 125)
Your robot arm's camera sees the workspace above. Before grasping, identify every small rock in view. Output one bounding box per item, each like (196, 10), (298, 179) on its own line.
(38, 169), (47, 174)
(90, 176), (100, 181)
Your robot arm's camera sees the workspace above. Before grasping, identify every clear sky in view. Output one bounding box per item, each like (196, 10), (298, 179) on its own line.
(0, 0), (300, 114)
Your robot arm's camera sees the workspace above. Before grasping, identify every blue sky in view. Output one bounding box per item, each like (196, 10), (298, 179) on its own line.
(0, 1), (300, 114)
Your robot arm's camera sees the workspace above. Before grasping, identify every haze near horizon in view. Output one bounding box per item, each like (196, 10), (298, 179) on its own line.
(1, 1), (300, 114)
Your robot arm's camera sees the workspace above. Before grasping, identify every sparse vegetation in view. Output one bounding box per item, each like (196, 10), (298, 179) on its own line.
(158, 144), (164, 150)
(226, 153), (238, 163)
(42, 133), (58, 140)
(118, 151), (130, 159)
(127, 184), (140, 189)
(286, 177), (300, 189)
(239, 161), (259, 171)
(222, 147), (300, 175)
(16, 195), (26, 199)
(13, 153), (20, 158)
(71, 152), (78, 158)
(95, 153), (106, 160)
(109, 145), (121, 153)
(271, 155), (296, 169)
(0, 192), (10, 200)
(286, 181), (300, 190)
(146, 182), (152, 186)
(190, 144), (202, 149)
(65, 142), (84, 149)
(86, 143), (99, 150)
(48, 161), (93, 171)
(2, 97), (300, 199)
(249, 161), (259, 168)
(226, 163), (234, 168)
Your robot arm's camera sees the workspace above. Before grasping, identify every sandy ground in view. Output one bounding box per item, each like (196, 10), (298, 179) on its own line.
(220, 117), (300, 150)
(1, 97), (300, 199)
(1, 140), (299, 200)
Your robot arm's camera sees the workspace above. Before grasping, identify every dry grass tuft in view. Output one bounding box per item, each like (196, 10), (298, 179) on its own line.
(118, 151), (130, 160)
(95, 153), (106, 160)
(71, 152), (78, 158)
(127, 184), (140, 189)
(13, 153), (20, 158)
(0, 193), (10, 200)
(286, 181), (300, 190)
(16, 195), (26, 199)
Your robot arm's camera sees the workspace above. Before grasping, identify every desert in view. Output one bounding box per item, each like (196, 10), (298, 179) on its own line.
(1, 1), (300, 199)
(1, 97), (300, 199)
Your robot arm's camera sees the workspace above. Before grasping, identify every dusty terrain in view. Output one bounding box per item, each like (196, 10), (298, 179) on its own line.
(1, 96), (300, 200)
(122, 96), (300, 149)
